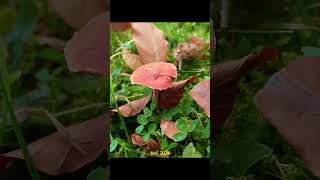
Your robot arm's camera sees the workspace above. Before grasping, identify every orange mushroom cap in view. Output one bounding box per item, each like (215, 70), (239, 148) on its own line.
(130, 62), (177, 90)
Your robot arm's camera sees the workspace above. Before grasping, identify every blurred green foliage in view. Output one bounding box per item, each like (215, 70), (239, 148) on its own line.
(0, 0), (107, 179)
(213, 0), (320, 179)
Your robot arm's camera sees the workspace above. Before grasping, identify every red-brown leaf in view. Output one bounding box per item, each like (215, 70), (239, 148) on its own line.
(110, 22), (131, 31)
(48, 0), (108, 29)
(255, 57), (320, 178)
(131, 23), (169, 64)
(131, 134), (160, 152)
(64, 13), (108, 75)
(111, 96), (150, 117)
(160, 120), (179, 139)
(190, 79), (210, 118)
(213, 47), (278, 132)
(1, 109), (108, 175)
(122, 49), (143, 70)
(158, 76), (197, 109)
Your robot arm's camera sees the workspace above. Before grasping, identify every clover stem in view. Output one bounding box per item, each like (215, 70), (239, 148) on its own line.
(110, 74), (130, 140)
(0, 44), (40, 180)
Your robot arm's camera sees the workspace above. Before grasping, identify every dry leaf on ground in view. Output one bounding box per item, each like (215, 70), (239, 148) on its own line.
(111, 96), (150, 117)
(131, 23), (169, 64)
(190, 79), (210, 118)
(212, 47), (278, 132)
(158, 76), (197, 109)
(122, 49), (143, 70)
(160, 120), (179, 139)
(1, 108), (108, 175)
(131, 134), (160, 152)
(255, 57), (320, 178)
(64, 13), (108, 75)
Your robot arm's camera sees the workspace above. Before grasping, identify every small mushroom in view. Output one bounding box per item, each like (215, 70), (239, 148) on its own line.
(130, 62), (178, 107)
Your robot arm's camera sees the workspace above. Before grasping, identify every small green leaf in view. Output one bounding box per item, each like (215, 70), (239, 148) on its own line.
(144, 87), (152, 96)
(169, 143), (178, 149)
(182, 143), (202, 158)
(182, 106), (195, 116)
(143, 133), (150, 142)
(176, 118), (188, 132)
(172, 132), (187, 142)
(188, 120), (199, 133)
(112, 67), (122, 79)
(35, 69), (50, 83)
(87, 168), (109, 180)
(135, 125), (144, 134)
(150, 98), (157, 112)
(161, 138), (169, 150)
(110, 139), (118, 152)
(148, 123), (157, 133)
(8, 70), (21, 85)
(161, 110), (173, 120)
(137, 115), (149, 125)
(143, 107), (152, 117)
(201, 123), (210, 139)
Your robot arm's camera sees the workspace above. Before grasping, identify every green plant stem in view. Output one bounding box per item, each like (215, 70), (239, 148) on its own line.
(0, 98), (9, 143)
(54, 102), (107, 117)
(110, 74), (129, 140)
(110, 52), (124, 60)
(0, 48), (40, 180)
(273, 156), (286, 178)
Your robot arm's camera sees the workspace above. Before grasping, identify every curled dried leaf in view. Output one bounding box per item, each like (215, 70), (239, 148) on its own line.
(190, 79), (210, 118)
(131, 134), (160, 152)
(111, 96), (150, 117)
(122, 49), (143, 70)
(160, 120), (179, 139)
(158, 76), (197, 109)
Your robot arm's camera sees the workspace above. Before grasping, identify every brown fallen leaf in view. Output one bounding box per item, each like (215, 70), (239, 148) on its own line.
(1, 108), (108, 175)
(131, 23), (169, 64)
(160, 120), (179, 140)
(213, 47), (278, 132)
(110, 22), (131, 31)
(190, 79), (210, 118)
(111, 96), (150, 117)
(64, 13), (108, 75)
(122, 49), (143, 70)
(255, 57), (320, 178)
(131, 134), (160, 152)
(48, 0), (108, 29)
(158, 76), (197, 109)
